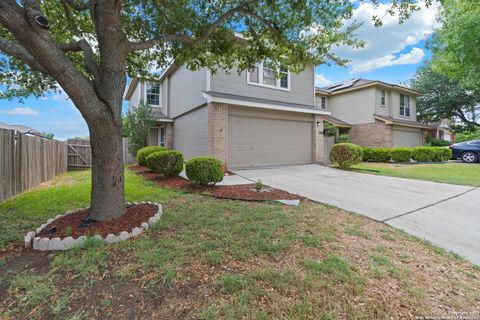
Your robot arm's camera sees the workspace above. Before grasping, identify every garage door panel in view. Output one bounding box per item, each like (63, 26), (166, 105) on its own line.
(228, 114), (312, 168)
(393, 129), (422, 147)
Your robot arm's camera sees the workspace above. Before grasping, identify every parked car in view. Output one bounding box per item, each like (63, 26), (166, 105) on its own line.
(449, 140), (480, 163)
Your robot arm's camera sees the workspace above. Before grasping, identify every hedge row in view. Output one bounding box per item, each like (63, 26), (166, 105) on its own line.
(362, 146), (452, 163)
(136, 146), (224, 185)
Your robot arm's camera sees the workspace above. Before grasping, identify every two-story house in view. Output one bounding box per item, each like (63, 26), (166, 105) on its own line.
(125, 61), (332, 169)
(315, 78), (434, 148)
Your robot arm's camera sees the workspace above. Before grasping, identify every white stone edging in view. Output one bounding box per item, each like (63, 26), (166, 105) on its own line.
(25, 202), (162, 251)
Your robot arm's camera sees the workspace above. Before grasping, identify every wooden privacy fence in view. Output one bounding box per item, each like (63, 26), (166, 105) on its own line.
(67, 138), (91, 170)
(0, 128), (68, 202)
(67, 138), (136, 170)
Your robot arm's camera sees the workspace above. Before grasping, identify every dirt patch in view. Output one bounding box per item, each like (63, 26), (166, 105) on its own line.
(36, 203), (158, 239)
(130, 165), (302, 201)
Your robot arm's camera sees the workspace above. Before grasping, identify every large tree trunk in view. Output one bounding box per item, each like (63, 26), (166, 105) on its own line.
(88, 105), (126, 221)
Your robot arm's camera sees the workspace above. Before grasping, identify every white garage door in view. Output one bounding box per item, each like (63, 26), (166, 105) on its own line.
(228, 113), (312, 168)
(393, 129), (422, 147)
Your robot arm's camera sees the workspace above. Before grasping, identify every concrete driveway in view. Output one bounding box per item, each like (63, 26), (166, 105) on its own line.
(233, 164), (480, 264)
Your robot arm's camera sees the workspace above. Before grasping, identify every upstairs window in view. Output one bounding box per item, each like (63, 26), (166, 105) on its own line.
(380, 90), (386, 106)
(400, 93), (410, 117)
(247, 60), (290, 90)
(146, 82), (160, 106)
(321, 97), (327, 109)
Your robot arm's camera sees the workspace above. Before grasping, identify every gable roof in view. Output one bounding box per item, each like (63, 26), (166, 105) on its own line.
(315, 78), (421, 96)
(0, 122), (46, 137)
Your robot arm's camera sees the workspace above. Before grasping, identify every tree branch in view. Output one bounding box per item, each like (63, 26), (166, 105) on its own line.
(126, 5), (274, 52)
(61, 0), (95, 11)
(59, 39), (99, 79)
(0, 36), (47, 73)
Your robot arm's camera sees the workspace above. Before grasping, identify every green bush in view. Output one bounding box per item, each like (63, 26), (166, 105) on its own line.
(370, 148), (392, 162)
(336, 134), (351, 144)
(391, 148), (412, 162)
(146, 150), (184, 176)
(329, 143), (363, 169)
(430, 138), (451, 147)
(185, 157), (224, 185)
(362, 147), (373, 161)
(412, 146), (436, 162)
(432, 147), (452, 162)
(137, 146), (167, 166)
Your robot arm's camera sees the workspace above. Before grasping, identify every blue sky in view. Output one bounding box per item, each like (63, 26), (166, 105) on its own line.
(0, 1), (438, 140)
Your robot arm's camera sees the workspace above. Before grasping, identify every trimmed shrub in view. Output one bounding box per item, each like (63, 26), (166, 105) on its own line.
(137, 146), (167, 166)
(370, 148), (392, 162)
(329, 143), (363, 169)
(391, 148), (412, 163)
(412, 146), (436, 162)
(146, 150), (184, 176)
(432, 147), (452, 162)
(185, 157), (224, 185)
(336, 134), (351, 144)
(362, 147), (373, 161)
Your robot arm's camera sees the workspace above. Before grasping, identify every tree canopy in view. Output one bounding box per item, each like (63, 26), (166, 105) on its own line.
(431, 0), (480, 90)
(1, 0), (428, 100)
(410, 63), (480, 131)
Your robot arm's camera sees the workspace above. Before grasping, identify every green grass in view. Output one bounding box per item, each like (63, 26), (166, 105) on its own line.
(0, 168), (179, 249)
(2, 166), (480, 319)
(352, 162), (480, 186)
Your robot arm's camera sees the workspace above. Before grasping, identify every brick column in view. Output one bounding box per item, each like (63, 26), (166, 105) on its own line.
(314, 115), (326, 164)
(208, 103), (228, 167)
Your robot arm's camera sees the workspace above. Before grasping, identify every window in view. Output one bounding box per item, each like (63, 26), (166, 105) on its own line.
(400, 93), (410, 117)
(247, 60), (290, 90)
(321, 97), (326, 109)
(146, 82), (160, 106)
(380, 90), (386, 106)
(159, 126), (166, 147)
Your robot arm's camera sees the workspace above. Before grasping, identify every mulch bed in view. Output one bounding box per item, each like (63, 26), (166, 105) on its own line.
(36, 203), (158, 239)
(129, 165), (302, 202)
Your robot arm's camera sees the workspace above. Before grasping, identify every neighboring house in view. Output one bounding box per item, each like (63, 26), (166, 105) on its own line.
(125, 61), (331, 169)
(315, 78), (434, 148)
(0, 121), (46, 138)
(427, 119), (456, 143)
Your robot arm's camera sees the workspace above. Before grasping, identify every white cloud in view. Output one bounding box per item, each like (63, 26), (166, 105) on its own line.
(333, 1), (439, 73)
(351, 47), (425, 73)
(315, 73), (332, 87)
(0, 107), (39, 116)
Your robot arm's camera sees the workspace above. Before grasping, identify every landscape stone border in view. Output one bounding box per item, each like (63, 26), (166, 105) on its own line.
(24, 202), (162, 251)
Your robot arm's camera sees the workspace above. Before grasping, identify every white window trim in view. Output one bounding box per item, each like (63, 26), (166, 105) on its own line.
(321, 96), (327, 110)
(399, 93), (411, 118)
(246, 62), (291, 92)
(380, 90), (386, 107)
(158, 126), (166, 147)
(145, 81), (161, 107)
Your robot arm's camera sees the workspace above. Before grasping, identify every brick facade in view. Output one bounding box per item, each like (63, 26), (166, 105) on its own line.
(349, 120), (393, 147)
(207, 103), (228, 166)
(314, 115), (326, 163)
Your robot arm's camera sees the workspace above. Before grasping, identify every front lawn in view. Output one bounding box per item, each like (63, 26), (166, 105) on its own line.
(352, 162), (480, 187)
(1, 168), (480, 319)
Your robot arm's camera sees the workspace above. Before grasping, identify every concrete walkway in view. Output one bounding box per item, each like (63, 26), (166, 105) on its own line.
(234, 164), (480, 264)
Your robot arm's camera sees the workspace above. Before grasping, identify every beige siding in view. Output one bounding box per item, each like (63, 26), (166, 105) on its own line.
(162, 77), (169, 116)
(170, 66), (207, 118)
(328, 87), (376, 125)
(375, 88), (389, 117)
(391, 91), (417, 121)
(228, 106), (313, 168)
(315, 95), (328, 111)
(173, 106), (208, 160)
(128, 81), (142, 109)
(211, 65), (315, 106)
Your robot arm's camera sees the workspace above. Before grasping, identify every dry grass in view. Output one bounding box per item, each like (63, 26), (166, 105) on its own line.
(1, 169), (479, 319)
